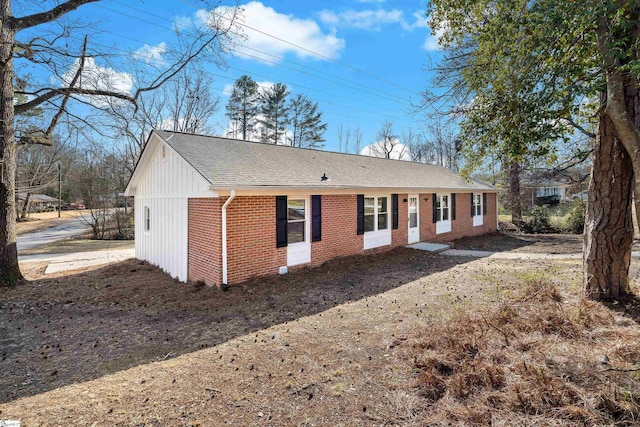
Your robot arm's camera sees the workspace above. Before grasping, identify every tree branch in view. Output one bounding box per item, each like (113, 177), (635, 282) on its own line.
(15, 87), (134, 115)
(11, 0), (100, 31)
(563, 116), (596, 139)
(45, 36), (87, 137)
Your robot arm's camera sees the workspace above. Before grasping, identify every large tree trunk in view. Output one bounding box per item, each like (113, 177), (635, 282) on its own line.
(583, 113), (634, 301)
(509, 159), (522, 222)
(0, 0), (22, 286)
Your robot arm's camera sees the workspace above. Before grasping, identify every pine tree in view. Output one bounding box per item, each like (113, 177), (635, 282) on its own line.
(288, 94), (326, 149)
(225, 75), (259, 140)
(258, 83), (289, 144)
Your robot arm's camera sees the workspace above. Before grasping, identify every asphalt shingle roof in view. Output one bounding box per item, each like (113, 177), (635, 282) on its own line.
(156, 130), (495, 192)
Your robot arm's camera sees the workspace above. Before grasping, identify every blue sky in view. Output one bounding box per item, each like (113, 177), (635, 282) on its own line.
(33, 0), (444, 153)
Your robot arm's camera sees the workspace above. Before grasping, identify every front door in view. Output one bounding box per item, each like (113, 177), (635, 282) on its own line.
(408, 195), (420, 244)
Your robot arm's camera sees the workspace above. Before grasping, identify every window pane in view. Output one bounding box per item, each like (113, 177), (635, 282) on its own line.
(378, 197), (387, 213)
(441, 195), (448, 208)
(288, 199), (305, 221)
(288, 221), (305, 244)
(378, 213), (388, 230)
(442, 208), (449, 221)
(410, 212), (418, 228)
(364, 215), (375, 232)
(409, 198), (417, 211)
(364, 197), (375, 215)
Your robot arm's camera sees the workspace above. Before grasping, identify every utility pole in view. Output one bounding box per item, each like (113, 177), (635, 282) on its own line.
(58, 163), (61, 218)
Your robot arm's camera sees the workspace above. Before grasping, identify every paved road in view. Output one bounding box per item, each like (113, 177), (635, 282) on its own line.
(17, 213), (91, 252)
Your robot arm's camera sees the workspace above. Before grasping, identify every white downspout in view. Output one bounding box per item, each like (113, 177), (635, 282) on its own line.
(221, 190), (236, 288)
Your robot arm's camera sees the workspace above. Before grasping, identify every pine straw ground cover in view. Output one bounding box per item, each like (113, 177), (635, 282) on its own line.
(404, 277), (640, 426)
(0, 252), (639, 426)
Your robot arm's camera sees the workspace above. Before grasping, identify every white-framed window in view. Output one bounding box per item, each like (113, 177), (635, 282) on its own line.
(144, 206), (150, 231)
(364, 196), (389, 232)
(436, 194), (449, 221)
(473, 193), (483, 216)
(287, 199), (306, 244)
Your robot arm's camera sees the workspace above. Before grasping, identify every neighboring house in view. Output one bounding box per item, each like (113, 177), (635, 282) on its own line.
(16, 193), (58, 213)
(570, 190), (588, 201)
(124, 130), (498, 287)
(534, 182), (567, 205)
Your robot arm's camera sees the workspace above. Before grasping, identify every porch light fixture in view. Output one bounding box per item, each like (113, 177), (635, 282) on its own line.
(321, 173), (329, 181)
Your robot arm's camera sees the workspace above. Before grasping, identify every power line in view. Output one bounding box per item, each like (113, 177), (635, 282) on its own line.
(100, 2), (421, 100)
(58, 33), (412, 123)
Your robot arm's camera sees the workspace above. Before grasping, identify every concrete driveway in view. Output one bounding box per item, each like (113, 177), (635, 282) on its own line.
(20, 248), (135, 274)
(17, 211), (136, 274)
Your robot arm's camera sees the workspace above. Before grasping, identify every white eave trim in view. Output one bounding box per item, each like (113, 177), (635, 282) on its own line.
(214, 186), (498, 197)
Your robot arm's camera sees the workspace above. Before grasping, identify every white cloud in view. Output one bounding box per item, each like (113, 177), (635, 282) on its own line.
(62, 57), (133, 107)
(133, 42), (167, 65)
(319, 7), (432, 35)
(422, 24), (446, 52)
(201, 2), (344, 63)
(360, 140), (411, 160)
(318, 9), (403, 31)
(222, 83), (234, 97)
(402, 10), (429, 31)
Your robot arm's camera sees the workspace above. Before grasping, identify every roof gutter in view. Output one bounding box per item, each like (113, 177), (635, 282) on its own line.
(221, 189), (236, 290)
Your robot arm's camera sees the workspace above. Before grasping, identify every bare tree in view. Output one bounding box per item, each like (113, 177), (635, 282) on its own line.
(16, 135), (73, 218)
(353, 127), (363, 154)
(0, 1), (240, 286)
(165, 68), (220, 134)
(337, 124), (352, 153)
(423, 122), (461, 171)
(365, 121), (407, 159)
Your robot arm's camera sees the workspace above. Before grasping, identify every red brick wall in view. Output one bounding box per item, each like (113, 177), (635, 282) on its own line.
(310, 195), (364, 266)
(188, 192), (497, 286)
(188, 198), (222, 286)
(391, 194), (409, 246)
(420, 194), (436, 241)
(425, 192), (498, 242)
(226, 196), (287, 284)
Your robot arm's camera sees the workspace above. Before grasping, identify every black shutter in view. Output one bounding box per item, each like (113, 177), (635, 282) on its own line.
(276, 196), (288, 248)
(432, 193), (438, 223)
(392, 194), (399, 230)
(357, 194), (365, 235)
(483, 193), (488, 215)
(312, 195), (322, 242)
(471, 193), (475, 217)
(451, 193), (457, 221)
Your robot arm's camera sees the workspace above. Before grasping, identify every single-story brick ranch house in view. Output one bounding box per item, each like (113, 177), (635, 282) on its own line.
(124, 130), (498, 287)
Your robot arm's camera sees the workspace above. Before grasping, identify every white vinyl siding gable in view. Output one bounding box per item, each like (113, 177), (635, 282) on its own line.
(133, 139), (214, 282)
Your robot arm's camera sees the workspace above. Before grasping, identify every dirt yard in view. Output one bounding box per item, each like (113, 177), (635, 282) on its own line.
(452, 232), (584, 253)
(1, 234), (638, 425)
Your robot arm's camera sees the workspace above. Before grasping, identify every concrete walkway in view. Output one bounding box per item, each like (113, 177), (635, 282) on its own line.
(440, 248), (640, 260)
(20, 248), (135, 274)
